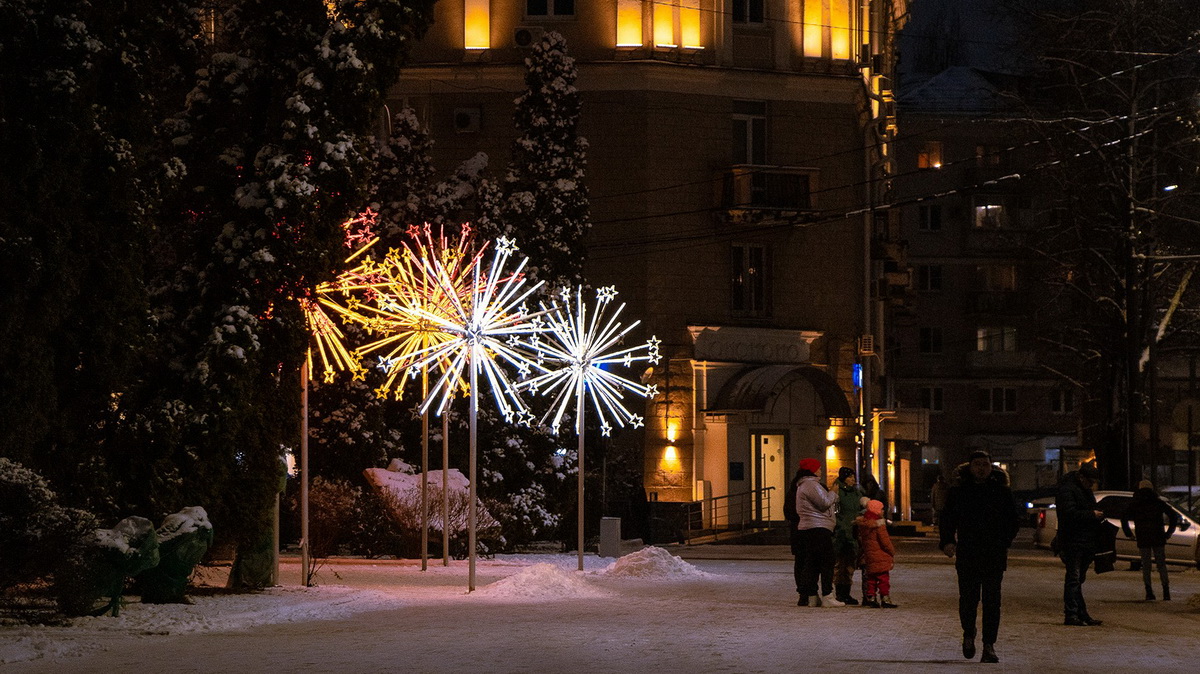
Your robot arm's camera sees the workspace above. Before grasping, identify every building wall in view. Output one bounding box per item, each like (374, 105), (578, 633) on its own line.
(395, 0), (901, 504)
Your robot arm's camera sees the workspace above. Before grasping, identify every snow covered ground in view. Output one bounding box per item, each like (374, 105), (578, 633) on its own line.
(2, 537), (1198, 673)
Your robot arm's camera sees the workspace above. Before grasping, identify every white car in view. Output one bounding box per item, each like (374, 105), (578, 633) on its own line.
(1031, 490), (1200, 568)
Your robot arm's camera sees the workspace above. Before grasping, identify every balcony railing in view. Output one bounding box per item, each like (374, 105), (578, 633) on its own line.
(721, 165), (814, 213)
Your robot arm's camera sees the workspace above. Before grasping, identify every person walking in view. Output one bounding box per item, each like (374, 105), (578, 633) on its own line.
(930, 473), (949, 527)
(1057, 461), (1105, 627)
(855, 499), (897, 608)
(939, 450), (1019, 664)
(794, 457), (843, 607)
(1121, 479), (1179, 601)
(832, 467), (864, 605)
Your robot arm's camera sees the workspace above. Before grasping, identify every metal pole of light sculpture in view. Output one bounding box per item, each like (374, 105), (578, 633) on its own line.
(404, 236), (545, 591)
(521, 286), (661, 571)
(325, 224), (480, 572)
(294, 211), (378, 586)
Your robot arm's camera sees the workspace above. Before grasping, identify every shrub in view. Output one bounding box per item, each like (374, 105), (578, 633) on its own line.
(0, 458), (97, 593)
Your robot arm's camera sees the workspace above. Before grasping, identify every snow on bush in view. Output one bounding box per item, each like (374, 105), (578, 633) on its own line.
(594, 547), (711, 580)
(474, 563), (608, 600)
(363, 459), (497, 534)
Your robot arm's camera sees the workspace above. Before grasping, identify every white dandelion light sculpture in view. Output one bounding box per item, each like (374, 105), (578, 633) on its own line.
(402, 235), (546, 590)
(520, 285), (661, 570)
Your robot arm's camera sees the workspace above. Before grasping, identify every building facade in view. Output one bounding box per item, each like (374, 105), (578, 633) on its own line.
(394, 0), (908, 524)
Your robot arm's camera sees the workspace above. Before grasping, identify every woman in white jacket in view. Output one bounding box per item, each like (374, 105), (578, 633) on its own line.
(794, 457), (844, 607)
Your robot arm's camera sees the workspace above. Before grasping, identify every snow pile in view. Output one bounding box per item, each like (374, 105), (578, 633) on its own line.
(475, 563), (608, 600)
(156, 506), (212, 544)
(595, 546), (712, 580)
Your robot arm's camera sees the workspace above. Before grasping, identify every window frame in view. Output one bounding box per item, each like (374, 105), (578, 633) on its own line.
(918, 204), (942, 232)
(918, 386), (944, 413)
(731, 243), (772, 318)
(973, 201), (1006, 229)
(918, 326), (943, 355)
(917, 264), (943, 292)
(732, 0), (765, 24)
(917, 141), (943, 170)
(978, 386), (1018, 414)
(976, 326), (1017, 352)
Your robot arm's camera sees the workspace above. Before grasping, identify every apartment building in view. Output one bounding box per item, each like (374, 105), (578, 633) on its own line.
(393, 0), (908, 524)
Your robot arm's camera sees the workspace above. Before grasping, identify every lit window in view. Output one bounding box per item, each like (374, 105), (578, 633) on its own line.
(616, 0), (643, 46)
(917, 264), (943, 292)
(919, 387), (944, 412)
(464, 0), (490, 49)
(918, 141), (943, 169)
(979, 387), (1017, 414)
(733, 0), (764, 23)
(653, 0), (703, 49)
(974, 203), (1005, 228)
(731, 244), (771, 317)
(919, 326), (943, 354)
(803, 0), (852, 59)
(918, 204), (942, 232)
(976, 326), (1017, 352)
(527, 0), (574, 17)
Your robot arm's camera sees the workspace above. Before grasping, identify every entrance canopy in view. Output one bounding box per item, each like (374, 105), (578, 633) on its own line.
(706, 364), (852, 418)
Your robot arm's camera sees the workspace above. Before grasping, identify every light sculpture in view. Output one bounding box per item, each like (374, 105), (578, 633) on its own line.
(319, 223), (481, 570)
(401, 235), (546, 590)
(520, 285), (660, 570)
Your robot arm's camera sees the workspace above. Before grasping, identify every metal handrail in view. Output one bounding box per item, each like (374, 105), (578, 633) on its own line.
(684, 486), (777, 544)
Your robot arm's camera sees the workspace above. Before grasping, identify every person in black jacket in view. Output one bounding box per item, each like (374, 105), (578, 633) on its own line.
(939, 450), (1019, 664)
(784, 466), (804, 605)
(1121, 479), (1179, 601)
(1056, 461), (1105, 626)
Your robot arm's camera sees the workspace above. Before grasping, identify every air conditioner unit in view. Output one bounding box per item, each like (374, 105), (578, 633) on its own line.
(453, 107), (480, 134)
(514, 25), (545, 48)
(859, 334), (876, 356)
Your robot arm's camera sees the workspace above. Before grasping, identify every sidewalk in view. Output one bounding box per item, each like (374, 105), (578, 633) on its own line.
(2, 536), (1197, 673)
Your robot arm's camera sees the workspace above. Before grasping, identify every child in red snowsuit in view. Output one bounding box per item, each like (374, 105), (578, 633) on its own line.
(855, 499), (897, 608)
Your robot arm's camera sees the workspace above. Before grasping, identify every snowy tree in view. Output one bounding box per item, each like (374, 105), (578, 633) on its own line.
(1010, 0), (1200, 486)
(0, 0), (200, 515)
(486, 31), (590, 290)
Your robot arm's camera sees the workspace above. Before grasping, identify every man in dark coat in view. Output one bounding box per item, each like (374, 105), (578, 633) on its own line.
(1056, 461), (1105, 626)
(1121, 479), (1179, 601)
(784, 465), (804, 604)
(939, 450), (1019, 664)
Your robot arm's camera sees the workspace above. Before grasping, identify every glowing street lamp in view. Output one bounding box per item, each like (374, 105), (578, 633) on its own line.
(520, 286), (660, 570)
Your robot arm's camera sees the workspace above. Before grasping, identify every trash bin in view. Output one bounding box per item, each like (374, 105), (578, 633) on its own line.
(599, 517), (621, 558)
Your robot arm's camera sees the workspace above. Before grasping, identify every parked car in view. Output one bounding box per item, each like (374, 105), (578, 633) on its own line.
(1160, 485), (1200, 520)
(1030, 490), (1200, 568)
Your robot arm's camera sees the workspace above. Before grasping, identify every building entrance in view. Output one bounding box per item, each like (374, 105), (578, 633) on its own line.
(751, 433), (787, 521)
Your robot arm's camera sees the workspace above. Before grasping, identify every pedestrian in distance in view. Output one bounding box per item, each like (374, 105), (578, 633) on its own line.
(1056, 461), (1105, 627)
(784, 465), (805, 604)
(1121, 479), (1179, 601)
(855, 498), (896, 608)
(832, 466), (864, 605)
(793, 457), (844, 607)
(939, 450), (1019, 664)
(930, 473), (949, 527)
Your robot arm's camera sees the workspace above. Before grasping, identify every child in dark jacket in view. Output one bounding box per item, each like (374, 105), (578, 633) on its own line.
(855, 499), (897, 608)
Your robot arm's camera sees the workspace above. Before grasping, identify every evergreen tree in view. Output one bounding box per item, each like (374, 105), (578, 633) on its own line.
(489, 31), (590, 290)
(0, 0), (199, 515)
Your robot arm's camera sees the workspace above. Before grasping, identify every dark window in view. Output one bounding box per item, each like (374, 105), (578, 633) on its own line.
(732, 100), (767, 165)
(978, 387), (1017, 413)
(919, 327), (943, 354)
(918, 205), (942, 232)
(1096, 495), (1131, 519)
(919, 387), (944, 412)
(733, 0), (765, 23)
(1051, 389), (1076, 414)
(731, 244), (771, 317)
(527, 0), (574, 16)
(917, 264), (943, 292)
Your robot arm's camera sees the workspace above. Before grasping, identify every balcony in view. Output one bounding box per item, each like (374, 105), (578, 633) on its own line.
(719, 165), (814, 223)
(966, 351), (1038, 371)
(965, 291), (1029, 315)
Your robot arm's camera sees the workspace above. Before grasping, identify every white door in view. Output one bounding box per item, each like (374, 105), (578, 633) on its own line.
(752, 433), (787, 521)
